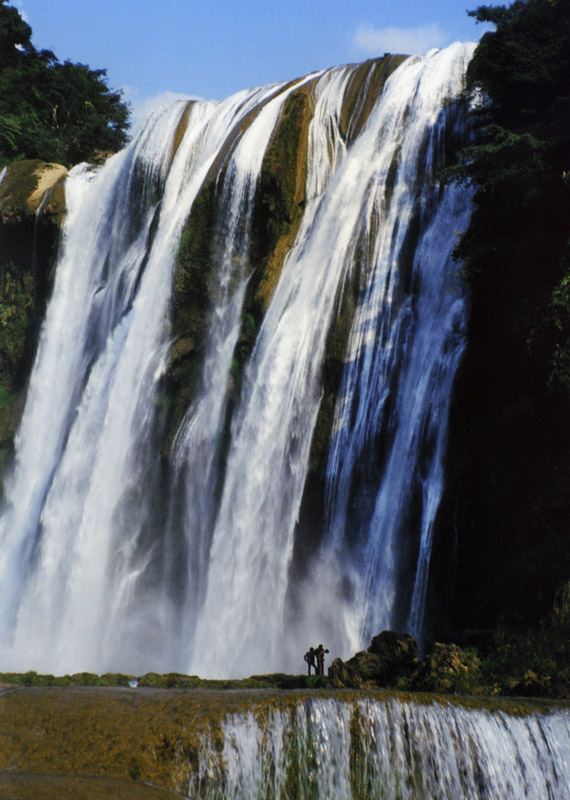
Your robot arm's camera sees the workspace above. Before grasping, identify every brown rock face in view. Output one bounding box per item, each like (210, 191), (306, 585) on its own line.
(328, 652), (384, 689)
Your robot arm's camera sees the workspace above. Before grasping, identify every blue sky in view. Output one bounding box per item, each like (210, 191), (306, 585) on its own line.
(15, 1), (496, 121)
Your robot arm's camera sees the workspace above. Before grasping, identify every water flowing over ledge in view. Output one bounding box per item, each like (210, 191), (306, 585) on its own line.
(195, 694), (570, 799)
(0, 43), (475, 676)
(2, 688), (569, 799)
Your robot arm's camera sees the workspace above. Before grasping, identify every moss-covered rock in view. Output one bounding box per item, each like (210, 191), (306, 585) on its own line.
(165, 180), (221, 447)
(247, 85), (313, 317)
(411, 642), (482, 695)
(339, 55), (408, 146)
(0, 161), (66, 389)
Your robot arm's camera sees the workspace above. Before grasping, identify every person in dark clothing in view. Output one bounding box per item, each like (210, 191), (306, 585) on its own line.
(315, 643), (329, 676)
(304, 646), (317, 675)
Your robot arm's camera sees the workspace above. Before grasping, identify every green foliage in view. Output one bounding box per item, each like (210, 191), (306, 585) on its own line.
(447, 648), (482, 695)
(447, 124), (547, 199)
(449, 0), (570, 203)
(0, 384), (17, 409)
(467, 0), (570, 132)
(305, 675), (327, 688)
(0, 0), (31, 71)
(548, 271), (570, 391)
(0, 260), (34, 382)
(0, 1), (130, 166)
(481, 589), (570, 696)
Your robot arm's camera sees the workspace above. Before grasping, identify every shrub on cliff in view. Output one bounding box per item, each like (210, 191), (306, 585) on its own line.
(481, 580), (570, 697)
(0, 0), (130, 166)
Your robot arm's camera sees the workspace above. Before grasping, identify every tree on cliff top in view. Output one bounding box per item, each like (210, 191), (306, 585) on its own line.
(0, 0), (130, 166)
(0, 0), (31, 70)
(450, 0), (570, 386)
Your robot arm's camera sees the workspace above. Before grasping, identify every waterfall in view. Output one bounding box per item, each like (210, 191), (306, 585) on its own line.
(0, 43), (475, 675)
(190, 62), (373, 677)
(168, 71), (323, 658)
(186, 694), (570, 799)
(0, 85), (292, 672)
(321, 43), (475, 648)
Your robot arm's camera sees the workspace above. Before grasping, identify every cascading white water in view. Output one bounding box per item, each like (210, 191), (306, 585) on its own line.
(0, 83), (299, 673)
(187, 694), (570, 799)
(168, 71), (323, 655)
(319, 42), (475, 651)
(189, 44), (476, 675)
(0, 43), (476, 676)
(188, 62), (367, 677)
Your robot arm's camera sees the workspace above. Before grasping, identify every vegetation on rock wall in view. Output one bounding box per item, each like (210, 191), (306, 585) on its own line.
(0, 0), (130, 167)
(167, 181), (220, 442)
(0, 0), (128, 475)
(432, 0), (570, 637)
(339, 55), (408, 145)
(248, 84), (314, 317)
(0, 162), (66, 367)
(0, 160), (65, 477)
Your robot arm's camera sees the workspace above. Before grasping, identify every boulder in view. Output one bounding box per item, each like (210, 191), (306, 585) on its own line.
(328, 631), (419, 689)
(368, 630), (418, 668)
(328, 652), (384, 689)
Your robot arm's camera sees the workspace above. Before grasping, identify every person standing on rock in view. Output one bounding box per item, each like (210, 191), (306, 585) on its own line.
(315, 644), (329, 676)
(304, 646), (317, 675)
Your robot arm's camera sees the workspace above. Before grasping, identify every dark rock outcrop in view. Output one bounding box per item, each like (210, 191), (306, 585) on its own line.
(328, 630), (419, 689)
(329, 631), (485, 695)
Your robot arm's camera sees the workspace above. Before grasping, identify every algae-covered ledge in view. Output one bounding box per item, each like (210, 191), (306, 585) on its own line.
(1, 683), (568, 800)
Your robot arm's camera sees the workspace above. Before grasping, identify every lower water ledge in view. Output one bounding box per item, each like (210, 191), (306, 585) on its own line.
(1, 687), (570, 798)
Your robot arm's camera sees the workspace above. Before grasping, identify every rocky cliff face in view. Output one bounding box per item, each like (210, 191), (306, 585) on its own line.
(0, 160), (67, 476)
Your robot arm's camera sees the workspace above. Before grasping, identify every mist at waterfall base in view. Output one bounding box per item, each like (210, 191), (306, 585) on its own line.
(0, 43), (475, 678)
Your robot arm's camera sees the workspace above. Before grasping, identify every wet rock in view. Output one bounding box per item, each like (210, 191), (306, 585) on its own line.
(328, 653), (381, 689)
